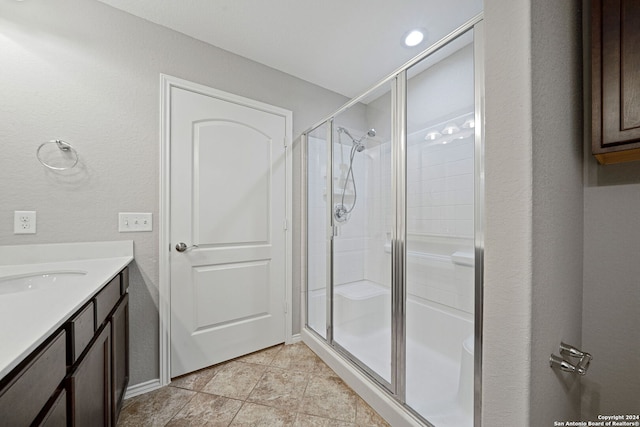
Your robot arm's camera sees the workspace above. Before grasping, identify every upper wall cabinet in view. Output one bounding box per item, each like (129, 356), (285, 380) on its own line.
(591, 0), (640, 164)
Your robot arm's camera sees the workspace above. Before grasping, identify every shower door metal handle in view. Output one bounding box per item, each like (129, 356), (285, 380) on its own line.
(175, 242), (198, 252)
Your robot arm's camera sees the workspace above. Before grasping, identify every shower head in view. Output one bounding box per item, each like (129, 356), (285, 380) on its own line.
(337, 127), (376, 149)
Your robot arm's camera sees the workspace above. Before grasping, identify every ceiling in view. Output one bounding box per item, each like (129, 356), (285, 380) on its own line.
(96, 0), (482, 99)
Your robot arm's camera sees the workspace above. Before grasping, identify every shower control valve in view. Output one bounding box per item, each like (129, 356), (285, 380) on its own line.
(334, 203), (350, 223)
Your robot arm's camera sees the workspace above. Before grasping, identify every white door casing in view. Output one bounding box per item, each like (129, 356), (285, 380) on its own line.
(159, 75), (293, 381)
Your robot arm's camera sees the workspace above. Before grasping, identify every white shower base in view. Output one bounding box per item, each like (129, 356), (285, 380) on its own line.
(314, 280), (474, 427)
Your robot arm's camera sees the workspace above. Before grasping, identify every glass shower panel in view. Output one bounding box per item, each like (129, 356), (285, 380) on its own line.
(405, 30), (476, 426)
(306, 123), (329, 338)
(331, 82), (393, 384)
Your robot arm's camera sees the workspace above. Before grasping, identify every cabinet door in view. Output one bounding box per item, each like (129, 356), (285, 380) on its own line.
(111, 294), (129, 425)
(38, 389), (67, 427)
(592, 0), (640, 163)
(70, 324), (111, 427)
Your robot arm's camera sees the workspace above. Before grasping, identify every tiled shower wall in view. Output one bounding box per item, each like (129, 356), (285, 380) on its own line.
(308, 131), (475, 315)
(364, 134), (475, 314)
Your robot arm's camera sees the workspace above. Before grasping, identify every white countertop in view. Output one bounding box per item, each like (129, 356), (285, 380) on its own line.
(0, 241), (134, 378)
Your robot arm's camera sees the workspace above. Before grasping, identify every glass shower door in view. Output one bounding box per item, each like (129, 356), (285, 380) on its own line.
(306, 123), (329, 338)
(405, 28), (477, 426)
(304, 18), (483, 427)
(331, 83), (393, 385)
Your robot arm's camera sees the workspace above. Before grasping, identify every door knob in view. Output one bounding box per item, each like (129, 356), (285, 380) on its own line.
(175, 242), (198, 252)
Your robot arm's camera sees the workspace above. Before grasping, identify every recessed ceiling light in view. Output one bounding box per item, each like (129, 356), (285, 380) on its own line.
(403, 29), (425, 47)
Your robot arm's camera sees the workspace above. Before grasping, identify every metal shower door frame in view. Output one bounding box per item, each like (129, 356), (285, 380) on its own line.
(302, 13), (485, 427)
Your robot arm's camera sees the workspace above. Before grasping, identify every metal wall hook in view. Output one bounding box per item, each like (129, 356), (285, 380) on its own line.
(55, 140), (71, 151)
(550, 342), (592, 376)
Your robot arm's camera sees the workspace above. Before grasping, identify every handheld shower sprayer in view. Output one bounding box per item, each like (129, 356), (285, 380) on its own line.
(333, 126), (377, 223)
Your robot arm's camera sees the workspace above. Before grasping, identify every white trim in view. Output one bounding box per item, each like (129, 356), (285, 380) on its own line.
(159, 74), (294, 385)
(159, 74), (172, 387)
(290, 333), (302, 344)
(123, 379), (162, 400)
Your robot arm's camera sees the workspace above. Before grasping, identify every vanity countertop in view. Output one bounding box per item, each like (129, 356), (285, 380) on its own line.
(0, 241), (133, 378)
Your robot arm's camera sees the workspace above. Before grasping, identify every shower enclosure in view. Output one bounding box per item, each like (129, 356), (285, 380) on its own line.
(302, 15), (483, 427)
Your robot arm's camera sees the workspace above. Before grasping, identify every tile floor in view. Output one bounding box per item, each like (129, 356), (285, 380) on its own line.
(118, 342), (391, 427)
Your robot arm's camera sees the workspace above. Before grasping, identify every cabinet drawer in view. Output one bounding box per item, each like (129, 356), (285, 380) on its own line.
(38, 388), (67, 427)
(69, 301), (95, 363)
(0, 330), (66, 426)
(95, 275), (121, 328)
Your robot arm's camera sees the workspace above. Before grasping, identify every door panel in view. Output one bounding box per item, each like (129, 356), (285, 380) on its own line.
(170, 87), (287, 377)
(193, 261), (271, 329)
(194, 121), (271, 245)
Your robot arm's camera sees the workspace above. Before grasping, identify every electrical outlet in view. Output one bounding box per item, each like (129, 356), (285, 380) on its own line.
(118, 212), (152, 232)
(14, 210), (36, 234)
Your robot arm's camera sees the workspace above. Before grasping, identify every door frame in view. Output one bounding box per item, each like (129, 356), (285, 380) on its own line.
(158, 74), (293, 386)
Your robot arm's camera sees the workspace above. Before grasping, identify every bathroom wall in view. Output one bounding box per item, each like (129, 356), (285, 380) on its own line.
(581, 0), (640, 413)
(0, 0), (350, 386)
(483, 0), (584, 425)
(482, 4), (532, 423)
(581, 167), (640, 418)
(529, 0), (584, 424)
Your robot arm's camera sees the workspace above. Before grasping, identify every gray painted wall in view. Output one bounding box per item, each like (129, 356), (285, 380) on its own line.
(483, 0), (534, 424)
(582, 169), (640, 418)
(581, 5), (640, 413)
(0, 0), (348, 385)
(484, 0), (584, 425)
(530, 0), (584, 424)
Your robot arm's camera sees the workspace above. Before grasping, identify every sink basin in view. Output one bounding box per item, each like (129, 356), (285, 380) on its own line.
(0, 271), (87, 295)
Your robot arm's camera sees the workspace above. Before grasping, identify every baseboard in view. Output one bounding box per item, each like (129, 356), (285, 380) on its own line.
(290, 333), (302, 343)
(123, 378), (162, 400)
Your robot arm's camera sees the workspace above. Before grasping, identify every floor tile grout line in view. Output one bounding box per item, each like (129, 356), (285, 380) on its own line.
(225, 394), (245, 427)
(162, 389), (199, 427)
(242, 362), (270, 408)
(293, 369), (313, 415)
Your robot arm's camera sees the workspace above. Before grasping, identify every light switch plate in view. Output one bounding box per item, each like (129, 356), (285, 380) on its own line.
(14, 210), (36, 234)
(118, 212), (152, 232)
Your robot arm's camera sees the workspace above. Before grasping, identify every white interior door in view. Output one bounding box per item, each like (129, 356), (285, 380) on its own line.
(169, 86), (289, 377)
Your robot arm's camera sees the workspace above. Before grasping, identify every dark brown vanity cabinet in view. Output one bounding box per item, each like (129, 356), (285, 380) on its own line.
(0, 331), (67, 426)
(69, 325), (112, 427)
(0, 265), (130, 426)
(591, 0), (640, 164)
(111, 293), (129, 423)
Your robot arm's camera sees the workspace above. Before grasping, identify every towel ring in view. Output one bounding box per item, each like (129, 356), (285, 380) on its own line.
(36, 140), (79, 171)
